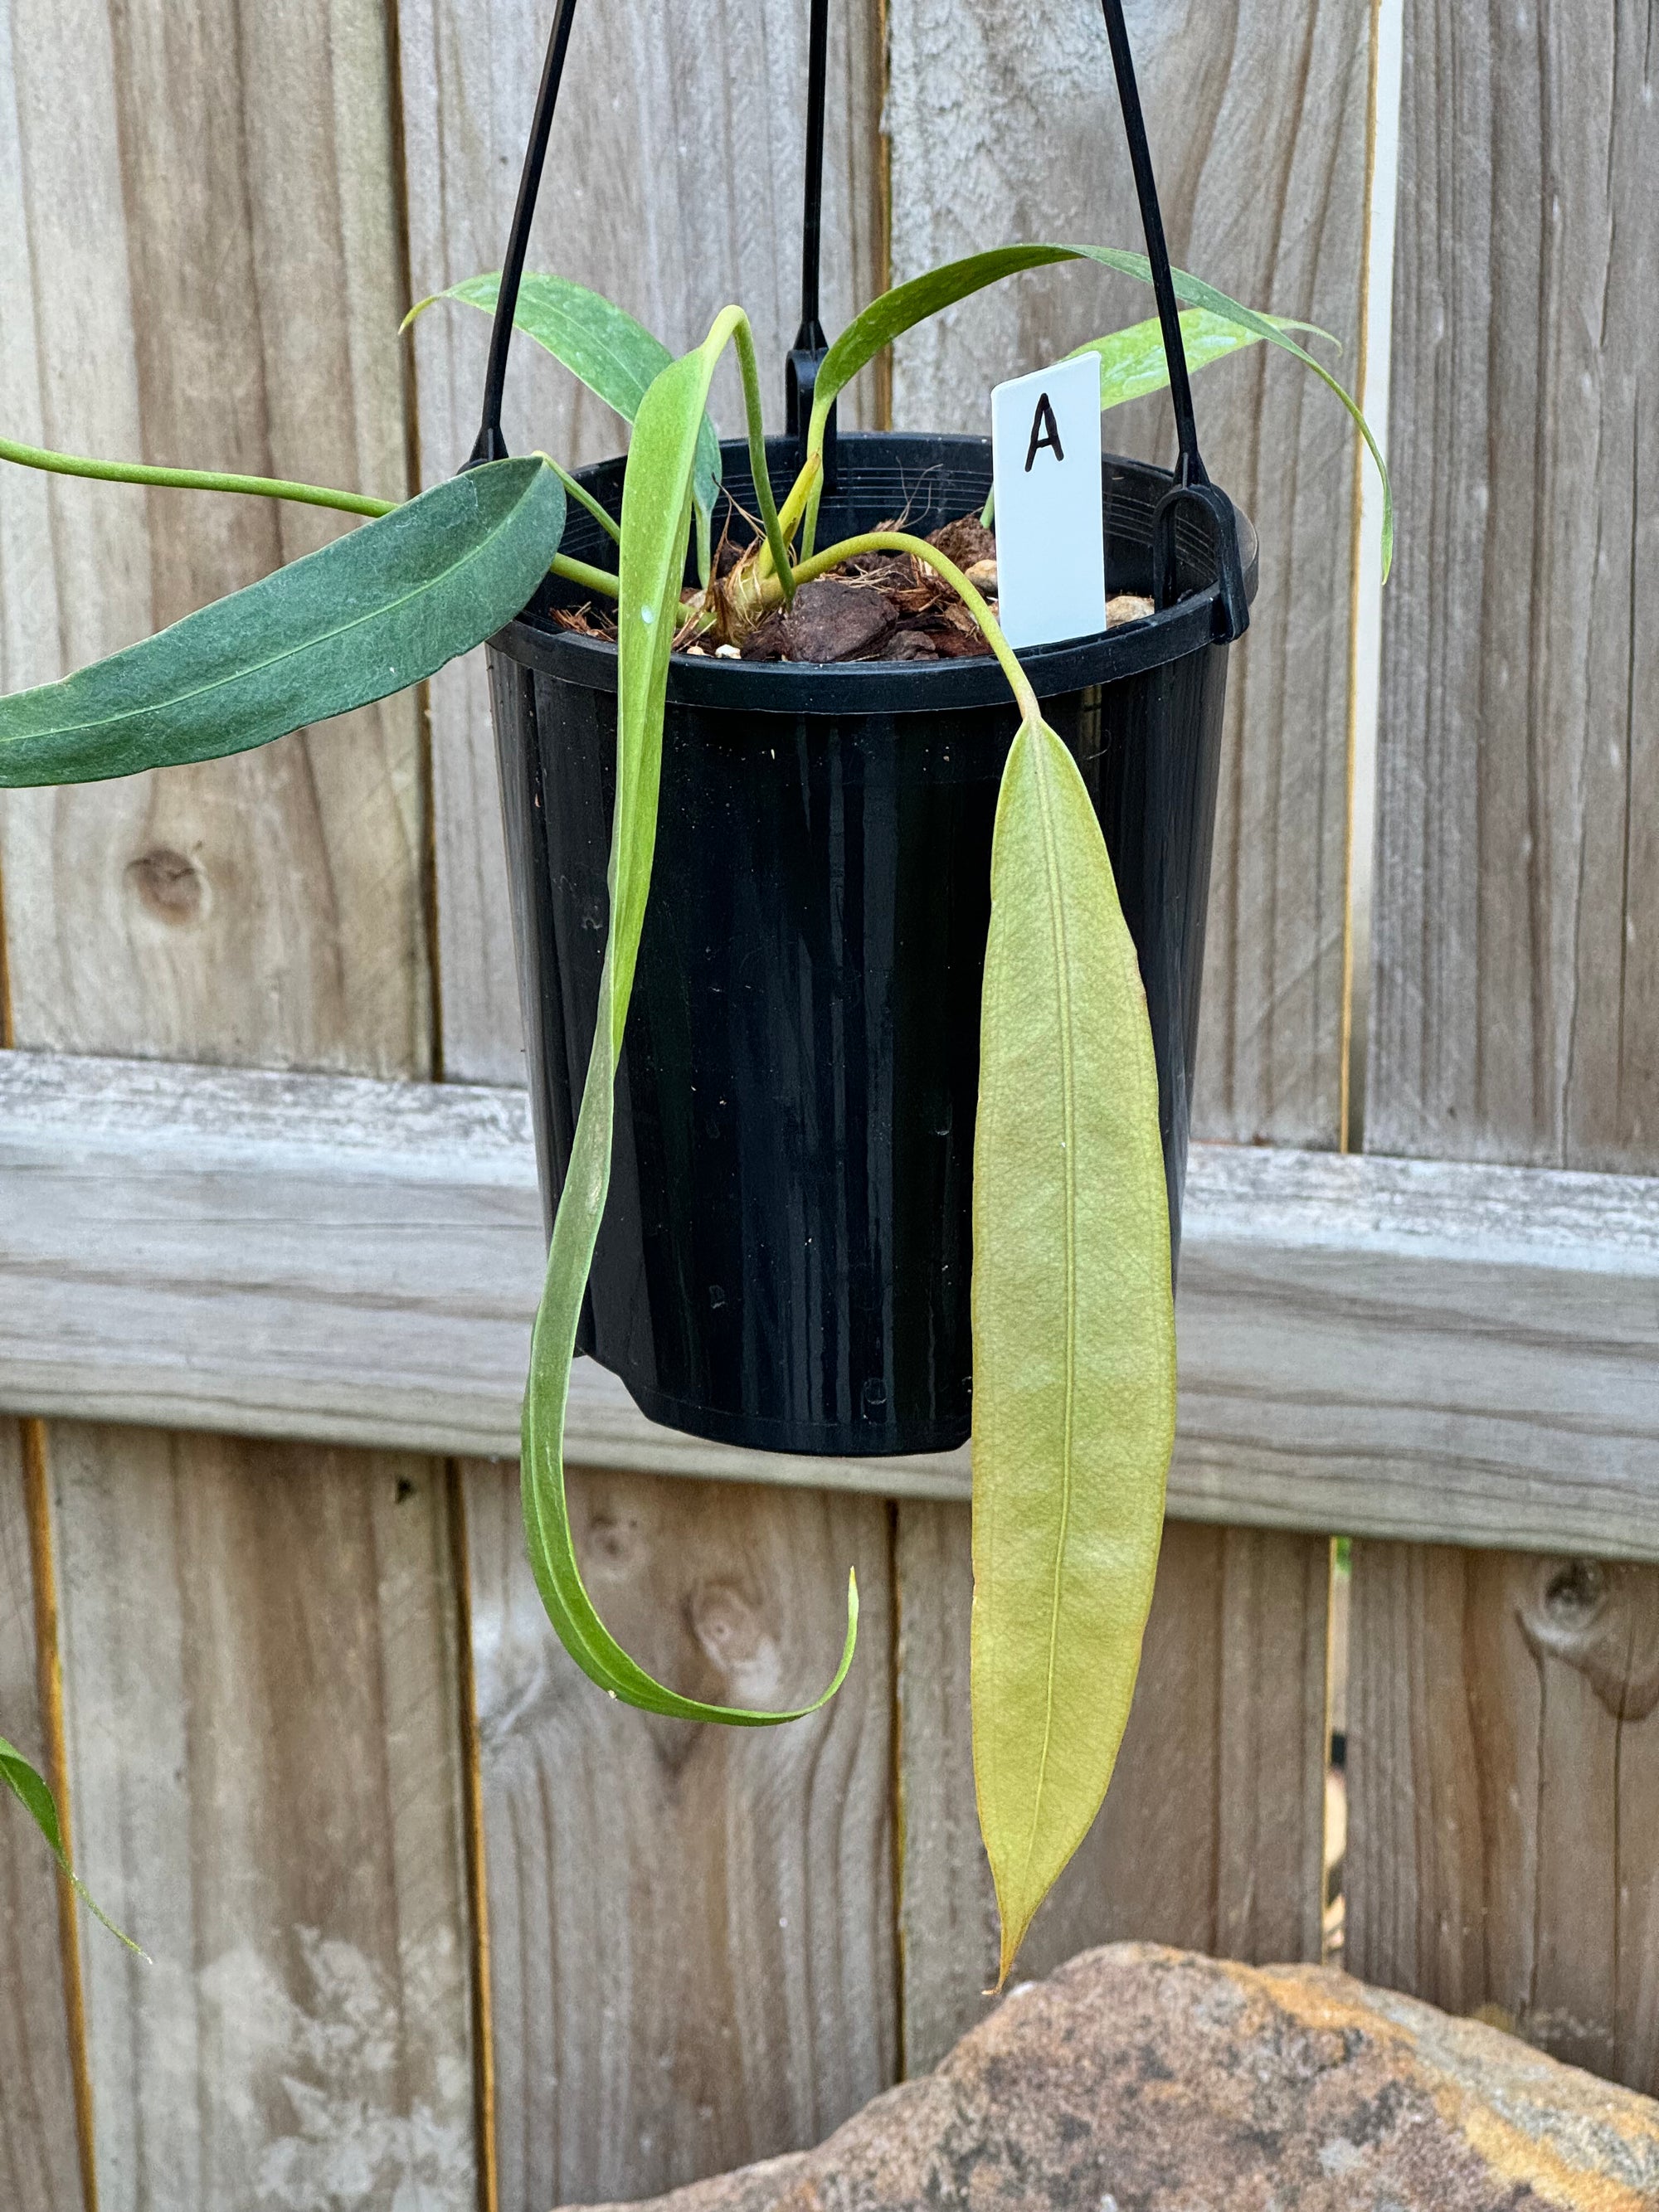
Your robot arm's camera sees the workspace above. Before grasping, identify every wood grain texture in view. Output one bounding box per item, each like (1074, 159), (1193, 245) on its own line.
(395, 0), (888, 1082)
(0, 1423), (85, 2212)
(5, 1050), (1658, 1555)
(1347, 1541), (1659, 2097)
(1370, 0), (1658, 1169)
(0, 5), (484, 2198)
(461, 1459), (895, 2210)
(886, 0), (1374, 1145)
(895, 1506), (1329, 2076)
(42, 1426), (476, 2211)
(884, 3), (1370, 2049)
(1351, 0), (1659, 2095)
(0, 0), (428, 1075)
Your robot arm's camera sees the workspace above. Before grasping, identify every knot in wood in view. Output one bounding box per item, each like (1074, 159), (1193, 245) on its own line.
(688, 1581), (780, 1699)
(127, 844), (207, 923)
(1519, 1559), (1659, 1722)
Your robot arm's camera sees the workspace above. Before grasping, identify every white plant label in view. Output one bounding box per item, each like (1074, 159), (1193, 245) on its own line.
(990, 352), (1107, 651)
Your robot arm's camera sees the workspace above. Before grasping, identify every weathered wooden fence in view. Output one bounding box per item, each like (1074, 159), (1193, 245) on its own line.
(1, 1), (1654, 2206)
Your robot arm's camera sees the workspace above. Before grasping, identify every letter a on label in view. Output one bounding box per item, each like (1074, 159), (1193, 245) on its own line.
(991, 352), (1106, 650)
(1024, 392), (1065, 470)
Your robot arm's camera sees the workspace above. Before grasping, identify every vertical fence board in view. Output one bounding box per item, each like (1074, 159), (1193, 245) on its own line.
(46, 1432), (477, 2208)
(0, 0), (479, 2200)
(896, 1508), (1328, 2076)
(886, 0), (1374, 1146)
(1354, 0), (1659, 2098)
(1348, 1545), (1659, 2095)
(885, 0), (1367, 2044)
(1369, 0), (1658, 1171)
(463, 1461), (896, 2210)
(0, 0), (428, 1075)
(0, 1425), (85, 2212)
(396, 12), (907, 2195)
(396, 0), (888, 1084)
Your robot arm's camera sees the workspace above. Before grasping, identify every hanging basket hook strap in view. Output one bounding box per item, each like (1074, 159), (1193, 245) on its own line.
(475, 0), (1198, 481)
(786, 0), (836, 479)
(798, 0), (830, 352)
(1097, 0), (1205, 489)
(1098, 1), (1248, 635)
(469, 0), (1243, 641)
(469, 0), (582, 466)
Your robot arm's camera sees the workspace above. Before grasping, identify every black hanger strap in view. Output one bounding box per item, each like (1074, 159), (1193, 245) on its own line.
(473, 0), (1218, 511)
(469, 0), (581, 464)
(1097, 0), (1206, 488)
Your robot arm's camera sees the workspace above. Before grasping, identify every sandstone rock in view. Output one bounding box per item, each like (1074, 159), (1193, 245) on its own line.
(563, 1944), (1659, 2212)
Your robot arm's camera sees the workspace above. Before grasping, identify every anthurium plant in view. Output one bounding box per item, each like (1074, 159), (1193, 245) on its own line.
(0, 245), (1385, 1976)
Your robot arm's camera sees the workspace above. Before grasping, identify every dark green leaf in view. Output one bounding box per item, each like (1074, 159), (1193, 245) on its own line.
(2, 1733), (147, 1955)
(0, 459), (566, 786)
(518, 314), (858, 1723)
(411, 272), (722, 576)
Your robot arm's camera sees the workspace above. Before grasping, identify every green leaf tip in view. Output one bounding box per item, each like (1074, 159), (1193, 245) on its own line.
(516, 314), (858, 1726)
(0, 459), (566, 787)
(1060, 248), (1394, 582)
(970, 716), (1175, 1987)
(1, 1735), (148, 1957)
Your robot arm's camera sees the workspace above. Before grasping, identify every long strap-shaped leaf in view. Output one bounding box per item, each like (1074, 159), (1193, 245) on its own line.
(1072, 305), (1333, 411)
(971, 719), (1175, 1986)
(802, 244), (1390, 575)
(2, 1733), (145, 1956)
(410, 273), (722, 577)
(518, 312), (858, 1723)
(978, 307), (1334, 526)
(0, 459), (565, 786)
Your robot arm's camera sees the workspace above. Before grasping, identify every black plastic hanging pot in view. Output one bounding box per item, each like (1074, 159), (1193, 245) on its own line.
(475, 0), (1257, 1459)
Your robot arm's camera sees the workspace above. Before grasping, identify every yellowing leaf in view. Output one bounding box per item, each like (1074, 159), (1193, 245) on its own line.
(970, 719), (1175, 1986)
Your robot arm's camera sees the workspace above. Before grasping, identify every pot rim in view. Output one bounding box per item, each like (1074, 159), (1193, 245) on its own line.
(489, 430), (1258, 715)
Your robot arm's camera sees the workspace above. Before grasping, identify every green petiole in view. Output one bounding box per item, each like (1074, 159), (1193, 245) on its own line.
(537, 452), (622, 546)
(795, 530), (1039, 719)
(0, 434), (396, 518)
(551, 552), (621, 599)
(770, 451), (822, 572)
(2, 433), (622, 601)
(0, 435), (1000, 659)
(720, 311), (798, 600)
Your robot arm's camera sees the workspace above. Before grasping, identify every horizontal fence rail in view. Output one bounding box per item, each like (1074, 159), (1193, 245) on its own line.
(2, 1048), (1655, 1559)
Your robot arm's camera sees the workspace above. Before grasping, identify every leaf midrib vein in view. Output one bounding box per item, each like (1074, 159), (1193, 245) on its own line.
(460, 271), (667, 410)
(1019, 729), (1079, 1900)
(499, 279), (718, 489)
(9, 487), (538, 748)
